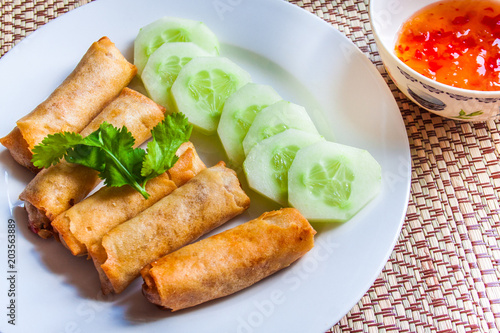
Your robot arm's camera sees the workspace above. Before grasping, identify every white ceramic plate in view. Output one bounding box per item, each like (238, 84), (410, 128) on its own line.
(0, 0), (411, 332)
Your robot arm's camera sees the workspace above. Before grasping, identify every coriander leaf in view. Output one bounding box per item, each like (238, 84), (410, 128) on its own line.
(99, 147), (145, 188)
(90, 123), (147, 195)
(65, 122), (140, 176)
(141, 112), (193, 181)
(32, 132), (84, 168)
(66, 144), (106, 172)
(29, 114), (193, 200)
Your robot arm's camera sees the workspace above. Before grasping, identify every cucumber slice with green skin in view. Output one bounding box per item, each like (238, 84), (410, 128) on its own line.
(134, 17), (220, 75)
(141, 42), (210, 112)
(217, 83), (282, 166)
(288, 140), (382, 222)
(243, 129), (323, 206)
(171, 56), (252, 135)
(242, 100), (320, 156)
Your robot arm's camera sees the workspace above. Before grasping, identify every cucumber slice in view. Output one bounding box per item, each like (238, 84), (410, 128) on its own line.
(134, 17), (220, 75)
(141, 42), (210, 111)
(242, 100), (320, 156)
(217, 83), (282, 166)
(243, 129), (323, 206)
(171, 56), (252, 135)
(288, 141), (382, 222)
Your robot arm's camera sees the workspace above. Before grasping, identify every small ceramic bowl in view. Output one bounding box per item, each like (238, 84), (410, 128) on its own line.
(369, 0), (500, 122)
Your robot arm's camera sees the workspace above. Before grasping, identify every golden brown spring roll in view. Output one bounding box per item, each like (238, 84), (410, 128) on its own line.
(166, 142), (207, 187)
(141, 208), (316, 311)
(20, 88), (165, 239)
(0, 128), (37, 173)
(89, 161), (250, 294)
(0, 36), (137, 172)
(51, 142), (206, 256)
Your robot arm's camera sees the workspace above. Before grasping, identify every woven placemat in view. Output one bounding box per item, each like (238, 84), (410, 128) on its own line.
(1, 0), (499, 332)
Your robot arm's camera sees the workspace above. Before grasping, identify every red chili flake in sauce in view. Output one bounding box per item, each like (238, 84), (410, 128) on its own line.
(395, 0), (500, 91)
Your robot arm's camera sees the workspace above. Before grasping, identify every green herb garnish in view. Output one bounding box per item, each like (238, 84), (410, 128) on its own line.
(31, 113), (192, 199)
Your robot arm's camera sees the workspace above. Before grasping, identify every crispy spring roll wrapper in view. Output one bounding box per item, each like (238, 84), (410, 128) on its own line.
(51, 142), (206, 256)
(0, 36), (137, 172)
(19, 88), (165, 239)
(141, 208), (316, 311)
(166, 141), (207, 187)
(89, 161), (250, 294)
(0, 127), (37, 173)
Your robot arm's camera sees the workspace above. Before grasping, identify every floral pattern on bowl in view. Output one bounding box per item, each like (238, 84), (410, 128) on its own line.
(453, 109), (484, 120)
(446, 93), (473, 101)
(407, 85), (446, 111)
(476, 97), (500, 103)
(420, 82), (445, 95)
(397, 67), (418, 83)
(380, 61), (500, 122)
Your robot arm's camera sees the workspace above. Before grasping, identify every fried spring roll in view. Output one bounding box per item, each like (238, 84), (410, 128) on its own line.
(19, 88), (165, 239)
(89, 161), (250, 294)
(51, 142), (206, 256)
(0, 36), (137, 172)
(141, 208), (316, 311)
(0, 127), (36, 172)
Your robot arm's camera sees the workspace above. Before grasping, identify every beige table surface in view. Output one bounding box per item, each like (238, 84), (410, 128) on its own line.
(1, 0), (499, 332)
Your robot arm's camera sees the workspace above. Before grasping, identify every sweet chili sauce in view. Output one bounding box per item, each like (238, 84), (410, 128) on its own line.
(395, 0), (500, 91)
